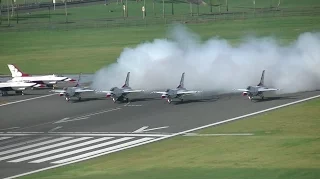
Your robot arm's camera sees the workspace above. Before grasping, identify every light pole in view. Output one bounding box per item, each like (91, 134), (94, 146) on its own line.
(144, 0), (146, 17)
(226, 0), (228, 11)
(162, 0), (165, 18)
(64, 0), (68, 23)
(171, 0), (174, 15)
(126, 0), (128, 17)
(0, 0), (2, 25)
(7, 0), (10, 26)
(197, 1), (199, 16)
(190, 1), (192, 16)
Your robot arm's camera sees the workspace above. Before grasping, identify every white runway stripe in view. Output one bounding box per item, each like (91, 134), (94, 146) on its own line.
(0, 137), (12, 141)
(9, 137), (114, 163)
(0, 137), (51, 151)
(0, 137), (92, 162)
(52, 137), (153, 164)
(0, 137), (72, 156)
(31, 137), (135, 163)
(0, 137), (29, 146)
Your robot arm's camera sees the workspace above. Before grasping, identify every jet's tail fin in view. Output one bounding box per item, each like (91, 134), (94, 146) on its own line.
(257, 70), (265, 86)
(75, 73), (82, 87)
(122, 72), (130, 88)
(177, 72), (185, 89)
(8, 64), (30, 77)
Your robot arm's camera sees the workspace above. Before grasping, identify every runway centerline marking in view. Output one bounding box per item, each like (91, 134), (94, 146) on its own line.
(54, 108), (122, 124)
(133, 126), (169, 133)
(5, 94), (320, 179)
(48, 126), (62, 132)
(0, 93), (57, 107)
(124, 102), (142, 107)
(5, 108), (122, 133)
(0, 127), (20, 131)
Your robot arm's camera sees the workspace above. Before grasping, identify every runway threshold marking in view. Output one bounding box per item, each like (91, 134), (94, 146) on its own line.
(0, 127), (20, 131)
(0, 137), (12, 141)
(0, 93), (57, 107)
(0, 136), (156, 164)
(6, 94), (320, 179)
(1, 132), (170, 137)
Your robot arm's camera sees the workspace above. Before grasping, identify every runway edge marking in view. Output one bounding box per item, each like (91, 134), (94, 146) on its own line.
(6, 94), (320, 179)
(0, 93), (57, 107)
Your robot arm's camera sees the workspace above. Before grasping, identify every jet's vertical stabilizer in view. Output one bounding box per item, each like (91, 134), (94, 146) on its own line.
(8, 64), (30, 77)
(257, 70), (265, 86)
(177, 72), (185, 89)
(122, 72), (130, 88)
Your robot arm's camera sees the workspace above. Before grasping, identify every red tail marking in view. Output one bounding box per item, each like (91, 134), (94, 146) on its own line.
(12, 64), (30, 77)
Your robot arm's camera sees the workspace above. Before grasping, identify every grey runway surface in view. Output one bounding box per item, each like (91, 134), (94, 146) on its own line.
(0, 90), (319, 178)
(0, 89), (53, 104)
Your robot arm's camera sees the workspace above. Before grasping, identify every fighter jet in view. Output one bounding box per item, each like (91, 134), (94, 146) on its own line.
(50, 74), (94, 102)
(7, 64), (76, 89)
(152, 72), (201, 104)
(0, 81), (37, 96)
(97, 72), (144, 103)
(236, 70), (279, 101)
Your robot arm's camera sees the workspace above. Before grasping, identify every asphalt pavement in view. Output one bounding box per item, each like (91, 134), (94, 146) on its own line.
(0, 89), (319, 178)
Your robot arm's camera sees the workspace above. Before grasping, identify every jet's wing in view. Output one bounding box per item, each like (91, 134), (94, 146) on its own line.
(151, 91), (167, 94)
(177, 90), (201, 95)
(123, 89), (144, 93)
(96, 90), (113, 94)
(0, 82), (36, 88)
(236, 89), (249, 92)
(75, 89), (95, 93)
(258, 88), (279, 92)
(50, 89), (66, 93)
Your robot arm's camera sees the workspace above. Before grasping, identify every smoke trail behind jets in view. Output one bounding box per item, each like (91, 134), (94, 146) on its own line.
(91, 24), (320, 94)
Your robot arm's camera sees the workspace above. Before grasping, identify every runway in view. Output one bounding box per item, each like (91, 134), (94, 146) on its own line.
(0, 89), (319, 178)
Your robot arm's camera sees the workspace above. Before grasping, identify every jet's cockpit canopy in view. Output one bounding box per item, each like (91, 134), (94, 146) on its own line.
(110, 87), (117, 91)
(246, 86), (252, 90)
(165, 89), (171, 92)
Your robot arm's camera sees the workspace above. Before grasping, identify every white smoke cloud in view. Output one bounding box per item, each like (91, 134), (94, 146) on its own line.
(91, 24), (320, 94)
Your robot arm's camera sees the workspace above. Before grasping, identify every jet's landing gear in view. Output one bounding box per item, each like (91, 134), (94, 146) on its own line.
(15, 91), (24, 95)
(112, 97), (117, 103)
(123, 97), (129, 103)
(260, 93), (265, 100)
(0, 90), (7, 96)
(167, 98), (172, 104)
(65, 97), (70, 102)
(78, 97), (82, 101)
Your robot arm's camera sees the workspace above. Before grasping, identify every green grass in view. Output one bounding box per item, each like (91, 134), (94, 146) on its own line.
(2, 0), (320, 28)
(1, 15), (320, 75)
(20, 98), (320, 179)
(0, 0), (319, 75)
